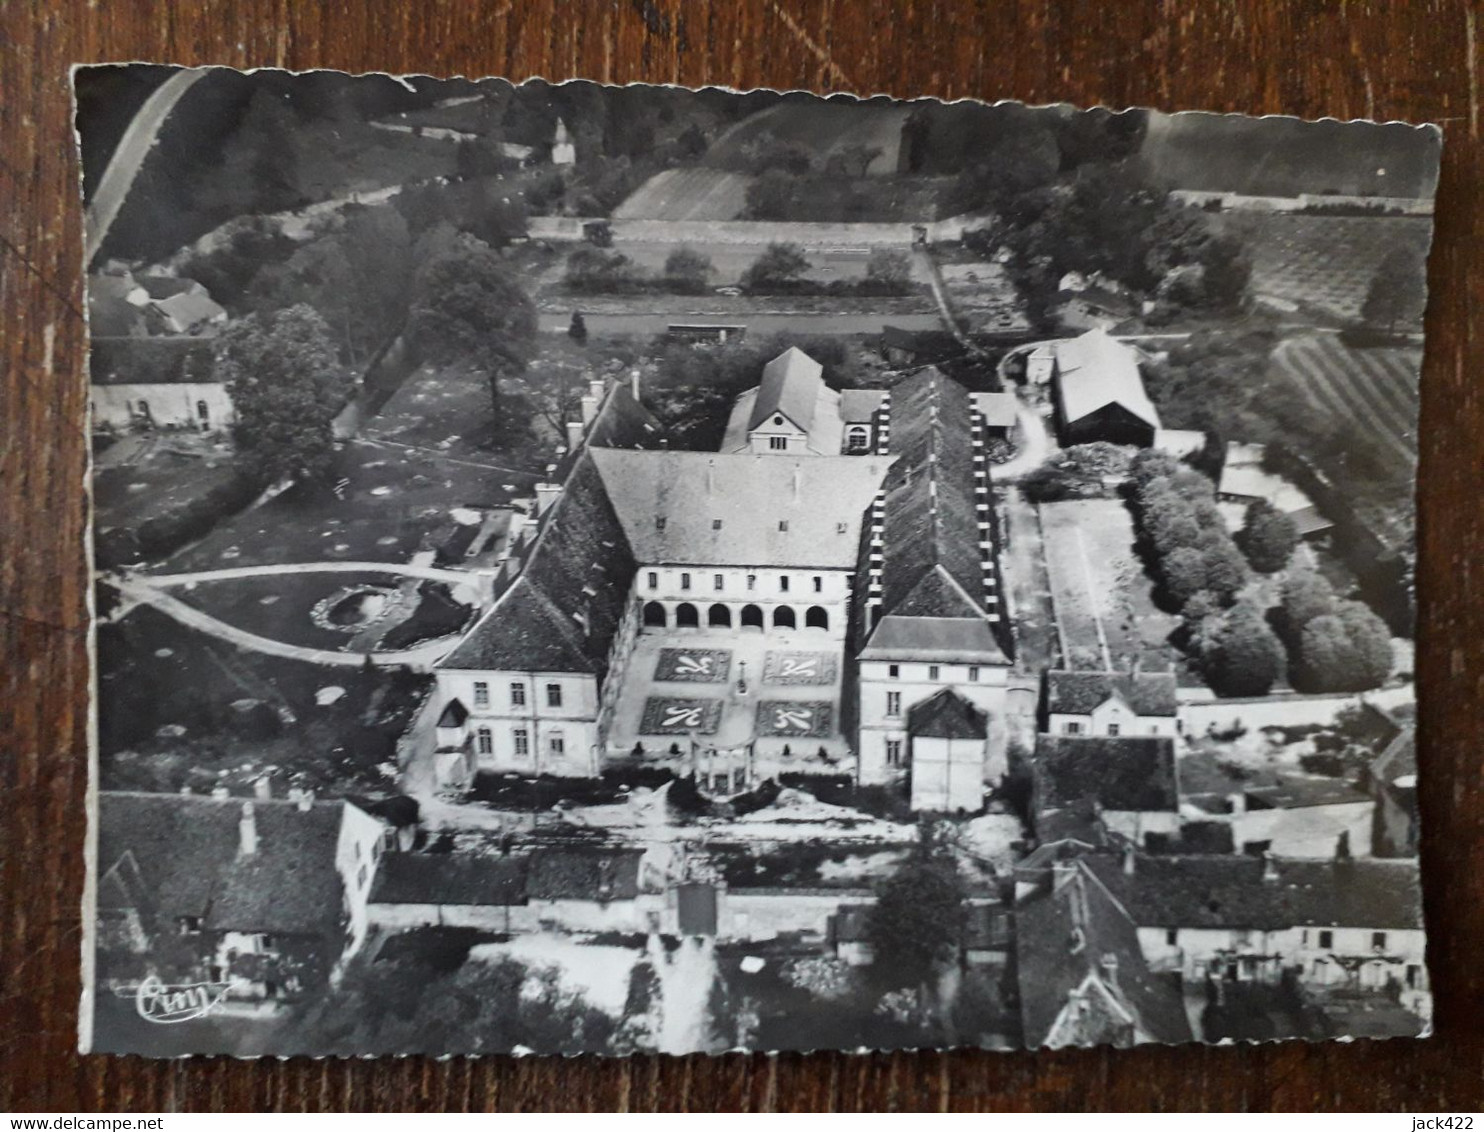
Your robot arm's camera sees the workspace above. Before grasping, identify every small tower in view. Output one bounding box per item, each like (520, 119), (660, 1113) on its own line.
(551, 117), (576, 166)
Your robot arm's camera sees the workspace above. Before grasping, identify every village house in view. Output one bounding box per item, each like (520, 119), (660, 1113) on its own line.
(90, 337), (234, 433)
(1031, 734), (1181, 847)
(1080, 852), (1430, 1025)
(1367, 724), (1419, 858)
(1051, 327), (1162, 448)
(1217, 441), (1333, 538)
(94, 791), (389, 1011)
(1184, 778), (1376, 859)
(1043, 668), (1179, 739)
(1016, 856), (1192, 1050)
(722, 346), (886, 456)
(1050, 271), (1141, 333)
(367, 853), (531, 933)
(907, 688), (994, 812)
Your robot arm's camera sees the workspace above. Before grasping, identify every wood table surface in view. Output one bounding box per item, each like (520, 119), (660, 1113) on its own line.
(3, 0), (1483, 1112)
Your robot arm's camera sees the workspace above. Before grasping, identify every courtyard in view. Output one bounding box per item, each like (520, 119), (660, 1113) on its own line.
(605, 625), (852, 785)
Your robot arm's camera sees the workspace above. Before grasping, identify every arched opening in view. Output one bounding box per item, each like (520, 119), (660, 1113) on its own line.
(708, 603), (731, 628)
(643, 601), (668, 628)
(196, 399), (211, 428)
(740, 604), (764, 629)
(846, 426), (870, 453)
(675, 602), (699, 629)
(773, 605), (796, 629)
(805, 605), (829, 630)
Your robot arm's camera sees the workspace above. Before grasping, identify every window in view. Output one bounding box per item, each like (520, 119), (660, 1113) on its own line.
(476, 727), (493, 755)
(778, 520), (790, 532)
(1166, 929), (1179, 946)
(713, 574), (724, 591)
(928, 665), (940, 681)
(656, 516), (667, 530)
(546, 683), (563, 707)
(968, 666), (980, 682)
(813, 575), (823, 593)
(648, 571), (659, 590)
(888, 664), (900, 678)
(780, 575), (790, 592)
(257, 933), (277, 952)
(196, 399), (210, 426)
(1064, 721), (1084, 735)
(886, 739), (903, 767)
(1107, 723), (1121, 737)
(178, 916), (202, 935)
(473, 681), (490, 708)
(510, 682), (526, 707)
(847, 427), (870, 452)
(356, 864), (367, 890)
(746, 574), (757, 591)
(769, 436), (787, 450)
(836, 521), (848, 534)
(513, 729), (530, 757)
(712, 518), (723, 530)
(887, 691), (901, 717)
(550, 732), (566, 756)
(680, 572), (692, 591)
(1318, 930), (1334, 949)
(1372, 932), (1388, 950)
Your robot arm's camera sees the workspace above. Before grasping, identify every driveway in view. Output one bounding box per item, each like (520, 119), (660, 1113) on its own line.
(991, 403), (1055, 481)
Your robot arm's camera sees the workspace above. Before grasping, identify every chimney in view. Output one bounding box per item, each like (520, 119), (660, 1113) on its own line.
(253, 775), (273, 801)
(1122, 844), (1136, 875)
(1261, 851), (1279, 884)
(630, 368), (641, 401)
(238, 802), (258, 857)
(1100, 952), (1120, 989)
(565, 420), (585, 451)
(296, 789), (315, 813)
(1228, 792), (1247, 816)
(579, 391), (599, 426)
(211, 785), (230, 799)
(535, 481), (562, 515)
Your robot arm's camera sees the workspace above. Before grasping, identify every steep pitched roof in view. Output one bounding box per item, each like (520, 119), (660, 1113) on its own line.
(369, 853), (529, 906)
(909, 687), (988, 740)
(96, 792), (356, 938)
(525, 847), (644, 901)
(1081, 854), (1425, 932)
(856, 614), (1009, 662)
(1034, 735), (1179, 816)
(89, 337), (218, 386)
(440, 453), (637, 675)
(1053, 328), (1160, 428)
(1017, 862), (1192, 1049)
(587, 380), (668, 450)
(1046, 670), (1178, 718)
(590, 448), (889, 569)
(749, 347), (825, 431)
(838, 388), (888, 425)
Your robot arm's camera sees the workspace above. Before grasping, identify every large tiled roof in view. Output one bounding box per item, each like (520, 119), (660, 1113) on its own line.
(369, 853), (528, 906)
(525, 847), (644, 901)
(1082, 854), (1425, 932)
(89, 337), (217, 387)
(857, 613), (1008, 662)
(1033, 735), (1179, 816)
(440, 453), (637, 675)
(749, 347), (825, 432)
(590, 448), (889, 569)
(839, 389), (887, 425)
(96, 792), (354, 937)
(909, 687), (988, 740)
(1017, 861), (1193, 1049)
(587, 380), (668, 450)
(1045, 670), (1178, 717)
(1053, 328), (1160, 428)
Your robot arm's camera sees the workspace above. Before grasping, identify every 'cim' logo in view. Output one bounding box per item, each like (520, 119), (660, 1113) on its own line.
(133, 974), (234, 1024)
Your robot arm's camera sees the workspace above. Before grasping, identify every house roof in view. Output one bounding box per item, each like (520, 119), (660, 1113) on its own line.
(1372, 725), (1417, 794)
(369, 853), (528, 906)
(909, 687), (989, 740)
(437, 699), (469, 727)
(590, 448), (888, 569)
(857, 614), (1010, 663)
(525, 847), (644, 901)
(440, 453), (637, 675)
(88, 272), (145, 337)
(839, 388), (888, 425)
(973, 391), (1019, 429)
(587, 380), (668, 450)
(1053, 328), (1161, 429)
(135, 275), (201, 300)
(1153, 428), (1207, 458)
(1017, 861), (1193, 1049)
(1033, 735), (1179, 816)
(749, 347), (825, 432)
(1244, 778), (1372, 809)
(96, 791), (360, 938)
(153, 290), (226, 330)
(1046, 669), (1178, 718)
(1081, 854), (1425, 932)
(89, 337), (217, 387)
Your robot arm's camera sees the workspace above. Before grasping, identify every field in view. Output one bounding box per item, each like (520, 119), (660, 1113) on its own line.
(706, 100), (911, 175)
(1038, 499), (1183, 674)
(613, 168), (751, 221)
(1212, 212), (1434, 323)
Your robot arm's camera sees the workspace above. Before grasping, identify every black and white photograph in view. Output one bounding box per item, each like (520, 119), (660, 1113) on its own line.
(77, 64), (1439, 1058)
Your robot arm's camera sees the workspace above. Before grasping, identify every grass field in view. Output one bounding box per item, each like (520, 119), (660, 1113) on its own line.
(1039, 499), (1183, 674)
(1213, 212), (1433, 323)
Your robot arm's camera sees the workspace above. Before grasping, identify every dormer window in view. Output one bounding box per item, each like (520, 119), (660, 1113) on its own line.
(656, 516), (667, 530)
(712, 518), (723, 530)
(779, 520), (789, 532)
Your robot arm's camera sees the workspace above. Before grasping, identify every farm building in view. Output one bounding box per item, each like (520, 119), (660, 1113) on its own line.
(90, 337), (233, 433)
(1051, 328), (1162, 447)
(973, 392), (1019, 440)
(1153, 428), (1207, 460)
(1217, 441), (1333, 538)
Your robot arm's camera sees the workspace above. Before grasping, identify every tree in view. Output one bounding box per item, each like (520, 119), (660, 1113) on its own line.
(1130, 449), (1182, 491)
(662, 247), (715, 294)
(408, 247), (538, 421)
(1279, 567), (1337, 642)
(1200, 600), (1285, 696)
(741, 242), (812, 293)
(1296, 601), (1394, 692)
(1200, 539), (1250, 602)
(568, 311), (588, 345)
(835, 142), (883, 177)
(744, 169), (797, 220)
(865, 248), (914, 294)
(1236, 499), (1300, 573)
(217, 305), (349, 485)
(205, 85), (305, 217)
(1338, 600), (1395, 689)
(867, 832), (967, 991)
(1162, 546), (1209, 608)
(564, 247), (641, 292)
(1361, 243), (1428, 334)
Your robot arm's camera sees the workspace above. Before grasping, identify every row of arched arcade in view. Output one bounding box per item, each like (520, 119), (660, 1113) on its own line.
(642, 601), (831, 632)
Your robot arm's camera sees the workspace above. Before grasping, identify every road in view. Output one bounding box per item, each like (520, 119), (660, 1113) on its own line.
(538, 311), (944, 337)
(139, 560), (488, 588)
(989, 403), (1054, 482)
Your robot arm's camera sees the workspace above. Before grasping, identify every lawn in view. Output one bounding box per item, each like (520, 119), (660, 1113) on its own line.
(1038, 498), (1184, 673)
(96, 605), (430, 796)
